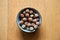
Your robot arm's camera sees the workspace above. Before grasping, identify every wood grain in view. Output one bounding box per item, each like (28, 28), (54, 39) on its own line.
(8, 0), (60, 40)
(0, 0), (7, 40)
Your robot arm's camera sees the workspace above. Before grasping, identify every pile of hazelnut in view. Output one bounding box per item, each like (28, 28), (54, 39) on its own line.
(19, 8), (40, 31)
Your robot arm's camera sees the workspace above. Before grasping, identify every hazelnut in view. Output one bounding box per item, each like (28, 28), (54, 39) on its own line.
(27, 23), (31, 26)
(26, 9), (29, 12)
(23, 18), (27, 21)
(27, 27), (30, 30)
(19, 20), (23, 24)
(29, 27), (34, 30)
(25, 13), (29, 17)
(22, 25), (26, 28)
(35, 14), (39, 17)
(30, 10), (33, 14)
(31, 23), (35, 26)
(36, 22), (40, 25)
(30, 14), (34, 17)
(20, 14), (24, 17)
(33, 19), (37, 22)
(34, 25), (38, 29)
(25, 22), (28, 26)
(23, 11), (26, 14)
(28, 17), (33, 21)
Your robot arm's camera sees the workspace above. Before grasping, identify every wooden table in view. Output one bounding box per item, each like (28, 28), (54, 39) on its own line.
(0, 0), (60, 40)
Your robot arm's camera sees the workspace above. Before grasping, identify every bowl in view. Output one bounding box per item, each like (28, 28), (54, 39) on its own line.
(16, 7), (42, 33)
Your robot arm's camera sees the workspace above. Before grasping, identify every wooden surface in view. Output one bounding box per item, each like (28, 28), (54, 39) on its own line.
(8, 0), (60, 40)
(0, 0), (7, 40)
(0, 0), (60, 40)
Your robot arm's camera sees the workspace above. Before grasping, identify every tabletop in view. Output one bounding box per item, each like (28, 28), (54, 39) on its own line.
(0, 0), (60, 40)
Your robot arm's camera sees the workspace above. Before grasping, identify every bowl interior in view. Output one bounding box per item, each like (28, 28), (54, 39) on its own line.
(16, 8), (42, 33)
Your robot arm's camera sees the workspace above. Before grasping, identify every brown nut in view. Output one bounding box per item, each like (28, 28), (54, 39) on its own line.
(30, 14), (34, 17)
(30, 10), (33, 14)
(26, 9), (29, 12)
(19, 20), (24, 24)
(31, 23), (35, 26)
(33, 19), (37, 22)
(23, 11), (26, 14)
(20, 14), (24, 17)
(23, 18), (27, 21)
(25, 22), (28, 26)
(36, 22), (40, 25)
(28, 17), (33, 21)
(25, 13), (29, 17)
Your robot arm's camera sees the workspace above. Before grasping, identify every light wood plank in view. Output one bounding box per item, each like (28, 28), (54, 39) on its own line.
(0, 0), (8, 40)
